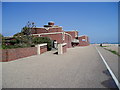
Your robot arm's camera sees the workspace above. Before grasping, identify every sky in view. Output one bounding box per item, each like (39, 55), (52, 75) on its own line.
(2, 2), (118, 43)
(2, 0), (120, 2)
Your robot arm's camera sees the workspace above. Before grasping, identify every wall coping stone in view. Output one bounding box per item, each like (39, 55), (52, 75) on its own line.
(35, 43), (47, 55)
(61, 43), (67, 46)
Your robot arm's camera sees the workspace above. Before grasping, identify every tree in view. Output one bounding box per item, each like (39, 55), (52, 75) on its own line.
(13, 32), (24, 37)
(21, 21), (36, 35)
(21, 21), (36, 45)
(0, 33), (3, 37)
(2, 22), (37, 49)
(13, 21), (36, 45)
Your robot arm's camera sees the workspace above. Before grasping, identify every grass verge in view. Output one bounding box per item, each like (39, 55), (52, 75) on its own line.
(100, 46), (109, 47)
(104, 48), (120, 56)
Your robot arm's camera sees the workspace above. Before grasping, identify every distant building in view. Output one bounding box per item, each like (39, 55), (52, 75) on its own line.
(31, 21), (90, 48)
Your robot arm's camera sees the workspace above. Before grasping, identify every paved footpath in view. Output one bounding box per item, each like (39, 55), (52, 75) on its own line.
(2, 45), (118, 88)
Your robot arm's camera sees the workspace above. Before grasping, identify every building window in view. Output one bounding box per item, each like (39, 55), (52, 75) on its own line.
(82, 39), (86, 41)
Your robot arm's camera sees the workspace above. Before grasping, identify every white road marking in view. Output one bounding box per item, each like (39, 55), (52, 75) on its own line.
(95, 46), (120, 89)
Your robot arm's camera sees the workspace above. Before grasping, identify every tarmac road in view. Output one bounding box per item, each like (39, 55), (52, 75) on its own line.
(2, 45), (118, 88)
(95, 45), (118, 80)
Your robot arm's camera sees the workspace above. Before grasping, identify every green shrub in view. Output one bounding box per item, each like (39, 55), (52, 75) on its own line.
(33, 37), (52, 50)
(2, 35), (52, 50)
(1, 44), (33, 49)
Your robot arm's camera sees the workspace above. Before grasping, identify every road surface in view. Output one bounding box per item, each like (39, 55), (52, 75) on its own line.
(2, 45), (119, 88)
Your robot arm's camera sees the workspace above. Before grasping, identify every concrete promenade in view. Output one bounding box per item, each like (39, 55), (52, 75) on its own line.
(2, 45), (118, 88)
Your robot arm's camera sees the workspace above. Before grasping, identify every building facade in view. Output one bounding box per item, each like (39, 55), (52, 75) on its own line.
(31, 22), (90, 48)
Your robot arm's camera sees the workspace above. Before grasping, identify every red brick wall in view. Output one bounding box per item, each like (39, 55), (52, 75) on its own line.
(34, 32), (72, 48)
(1, 47), (37, 62)
(62, 45), (67, 53)
(1, 49), (7, 62)
(41, 33), (63, 43)
(48, 27), (63, 32)
(32, 27), (63, 34)
(79, 41), (89, 46)
(32, 28), (48, 34)
(78, 36), (90, 46)
(65, 31), (78, 39)
(64, 34), (72, 48)
(40, 45), (47, 54)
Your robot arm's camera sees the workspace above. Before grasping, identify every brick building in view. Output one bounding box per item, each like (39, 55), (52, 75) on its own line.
(32, 21), (90, 48)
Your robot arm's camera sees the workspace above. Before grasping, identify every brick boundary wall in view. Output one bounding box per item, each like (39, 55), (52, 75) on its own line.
(36, 43), (47, 55)
(1, 47), (37, 62)
(1, 49), (7, 62)
(40, 45), (47, 54)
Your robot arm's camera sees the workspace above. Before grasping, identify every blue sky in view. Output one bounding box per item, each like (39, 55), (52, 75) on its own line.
(2, 2), (118, 43)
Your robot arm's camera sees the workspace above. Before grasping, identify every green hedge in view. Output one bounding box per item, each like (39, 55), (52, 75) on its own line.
(2, 36), (52, 50)
(33, 37), (52, 50)
(2, 44), (33, 49)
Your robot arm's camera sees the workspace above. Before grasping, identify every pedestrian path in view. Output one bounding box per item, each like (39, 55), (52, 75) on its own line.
(2, 45), (118, 88)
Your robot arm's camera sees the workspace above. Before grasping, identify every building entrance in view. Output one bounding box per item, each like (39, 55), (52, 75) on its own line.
(52, 40), (58, 49)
